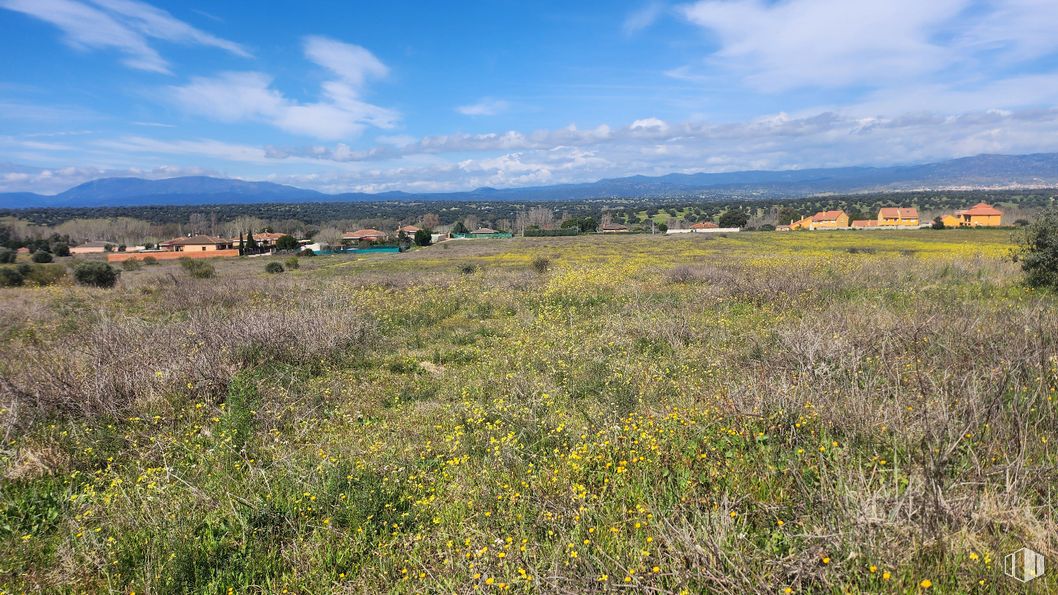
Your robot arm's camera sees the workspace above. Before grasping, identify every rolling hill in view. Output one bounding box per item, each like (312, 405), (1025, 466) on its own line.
(4, 153), (1058, 208)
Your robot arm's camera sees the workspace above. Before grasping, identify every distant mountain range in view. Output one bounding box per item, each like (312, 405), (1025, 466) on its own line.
(4, 153), (1058, 208)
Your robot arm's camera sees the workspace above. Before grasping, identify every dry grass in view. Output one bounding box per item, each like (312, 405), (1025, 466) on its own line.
(0, 229), (1054, 593)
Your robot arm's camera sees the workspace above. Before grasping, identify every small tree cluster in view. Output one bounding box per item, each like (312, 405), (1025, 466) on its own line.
(73, 261), (120, 288)
(1019, 209), (1058, 289)
(413, 229), (433, 247)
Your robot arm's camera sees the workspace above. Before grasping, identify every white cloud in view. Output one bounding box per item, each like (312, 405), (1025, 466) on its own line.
(679, 0), (965, 91)
(623, 1), (665, 35)
(303, 35), (388, 87)
(457, 98), (510, 116)
(0, 0), (248, 74)
(630, 117), (669, 132)
(168, 37), (397, 140)
(93, 136), (275, 163)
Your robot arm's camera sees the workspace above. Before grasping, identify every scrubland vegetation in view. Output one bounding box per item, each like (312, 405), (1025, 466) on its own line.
(1, 230), (1055, 592)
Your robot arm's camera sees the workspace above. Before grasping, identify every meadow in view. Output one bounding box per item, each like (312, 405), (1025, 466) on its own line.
(1, 229), (1055, 593)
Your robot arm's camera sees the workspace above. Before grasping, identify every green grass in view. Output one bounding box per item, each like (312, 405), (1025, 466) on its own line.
(0, 229), (1054, 593)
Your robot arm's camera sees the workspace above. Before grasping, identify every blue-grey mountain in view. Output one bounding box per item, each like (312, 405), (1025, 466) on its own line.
(4, 153), (1058, 208)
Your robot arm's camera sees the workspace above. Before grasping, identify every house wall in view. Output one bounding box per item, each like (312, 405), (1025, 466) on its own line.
(811, 213), (849, 229)
(966, 214), (1001, 227)
(70, 246), (107, 254)
(107, 249), (240, 262)
(878, 216), (919, 226)
(941, 215), (961, 227)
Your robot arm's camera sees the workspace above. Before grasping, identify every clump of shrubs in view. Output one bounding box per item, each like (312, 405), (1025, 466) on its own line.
(298, 248), (316, 257)
(73, 261), (120, 288)
(284, 257), (300, 270)
(31, 250), (53, 263)
(142, 256), (159, 265)
(530, 256), (552, 274)
(265, 262), (284, 274)
(0, 267), (23, 287)
(0, 247), (15, 264)
(458, 263), (477, 275)
(666, 265), (696, 284)
(1019, 209), (1058, 289)
(121, 259), (143, 271)
(180, 258), (215, 279)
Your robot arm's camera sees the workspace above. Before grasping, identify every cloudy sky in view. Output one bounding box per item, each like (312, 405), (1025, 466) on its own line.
(3, 0), (1058, 194)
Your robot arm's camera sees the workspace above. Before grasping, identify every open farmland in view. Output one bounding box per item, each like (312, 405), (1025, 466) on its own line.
(1, 229), (1055, 593)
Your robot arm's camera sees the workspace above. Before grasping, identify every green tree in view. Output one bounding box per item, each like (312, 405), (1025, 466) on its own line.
(0, 247), (15, 264)
(719, 210), (749, 229)
(31, 250), (53, 263)
(452, 221), (469, 234)
(275, 235), (299, 251)
(414, 229), (433, 246)
(774, 203), (795, 222)
(1018, 210), (1058, 288)
(245, 231), (258, 254)
(932, 216), (946, 230)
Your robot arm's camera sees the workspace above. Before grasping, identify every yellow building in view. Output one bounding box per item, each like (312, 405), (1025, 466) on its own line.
(789, 215), (814, 230)
(808, 210), (849, 230)
(940, 214), (961, 228)
(877, 207), (919, 227)
(952, 202), (1003, 227)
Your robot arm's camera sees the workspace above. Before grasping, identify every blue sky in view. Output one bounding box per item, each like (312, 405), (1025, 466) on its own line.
(2, 0), (1058, 194)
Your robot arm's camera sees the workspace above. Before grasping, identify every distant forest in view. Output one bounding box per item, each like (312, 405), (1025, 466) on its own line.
(1, 188), (1054, 248)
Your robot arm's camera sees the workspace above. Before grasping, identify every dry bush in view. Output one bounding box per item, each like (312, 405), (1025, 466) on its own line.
(724, 290), (1058, 563)
(0, 294), (375, 434)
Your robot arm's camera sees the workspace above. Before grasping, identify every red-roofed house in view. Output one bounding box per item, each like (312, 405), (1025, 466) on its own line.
(159, 235), (233, 252)
(343, 229), (388, 243)
(877, 207), (919, 227)
(950, 202), (1003, 227)
(813, 210), (849, 229)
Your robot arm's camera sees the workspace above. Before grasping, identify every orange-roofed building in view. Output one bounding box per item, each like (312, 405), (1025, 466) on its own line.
(877, 207), (919, 227)
(808, 210), (849, 230)
(159, 235), (233, 252)
(952, 202), (1003, 227)
(343, 229), (388, 243)
(690, 221), (718, 230)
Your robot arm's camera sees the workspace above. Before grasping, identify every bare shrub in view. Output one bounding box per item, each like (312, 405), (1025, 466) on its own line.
(0, 301), (376, 432)
(529, 256), (552, 274)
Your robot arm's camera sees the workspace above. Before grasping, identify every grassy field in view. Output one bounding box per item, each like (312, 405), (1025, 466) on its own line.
(1, 229), (1055, 593)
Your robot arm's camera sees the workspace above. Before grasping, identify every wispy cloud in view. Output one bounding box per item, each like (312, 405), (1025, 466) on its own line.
(456, 97), (510, 116)
(623, 1), (665, 35)
(678, 0), (964, 91)
(168, 36), (397, 140)
(675, 0), (1058, 97)
(0, 0), (248, 74)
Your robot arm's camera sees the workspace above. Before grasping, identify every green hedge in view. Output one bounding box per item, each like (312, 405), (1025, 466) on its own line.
(524, 228), (579, 237)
